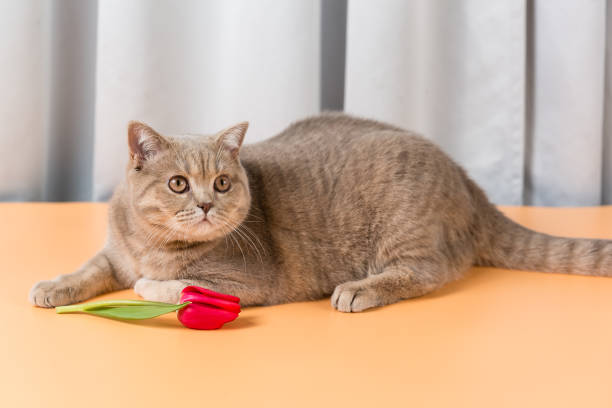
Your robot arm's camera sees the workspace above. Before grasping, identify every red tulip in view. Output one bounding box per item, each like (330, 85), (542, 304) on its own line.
(177, 286), (241, 330)
(55, 285), (241, 330)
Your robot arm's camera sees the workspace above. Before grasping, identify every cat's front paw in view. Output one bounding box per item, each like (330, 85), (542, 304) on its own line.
(29, 279), (77, 308)
(134, 278), (184, 304)
(331, 282), (381, 313)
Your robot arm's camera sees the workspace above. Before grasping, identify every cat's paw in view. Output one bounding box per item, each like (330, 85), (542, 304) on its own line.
(29, 279), (77, 308)
(331, 282), (380, 313)
(134, 278), (183, 304)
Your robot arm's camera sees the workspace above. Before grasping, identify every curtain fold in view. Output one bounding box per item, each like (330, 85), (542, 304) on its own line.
(93, 0), (321, 200)
(0, 0), (610, 205)
(44, 0), (97, 201)
(524, 0), (607, 206)
(345, 0), (526, 204)
(0, 0), (46, 201)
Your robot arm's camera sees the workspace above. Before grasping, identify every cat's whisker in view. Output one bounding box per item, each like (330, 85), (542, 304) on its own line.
(215, 219), (233, 256)
(245, 212), (264, 222)
(213, 213), (265, 265)
(160, 224), (180, 249)
(216, 218), (247, 273)
(233, 226), (263, 265)
(238, 223), (268, 256)
(142, 222), (173, 251)
(234, 224), (266, 264)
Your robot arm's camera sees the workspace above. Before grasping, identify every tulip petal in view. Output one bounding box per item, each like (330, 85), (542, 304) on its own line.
(181, 286), (240, 303)
(180, 292), (241, 314)
(177, 303), (239, 330)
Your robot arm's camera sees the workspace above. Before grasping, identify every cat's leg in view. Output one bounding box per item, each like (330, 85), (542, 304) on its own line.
(331, 261), (458, 313)
(134, 277), (265, 306)
(29, 251), (126, 307)
(133, 278), (186, 304)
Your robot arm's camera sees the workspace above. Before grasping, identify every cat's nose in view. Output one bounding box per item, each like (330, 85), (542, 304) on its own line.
(198, 202), (213, 214)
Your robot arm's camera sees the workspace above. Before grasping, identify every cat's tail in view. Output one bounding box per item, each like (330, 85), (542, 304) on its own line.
(475, 206), (612, 277)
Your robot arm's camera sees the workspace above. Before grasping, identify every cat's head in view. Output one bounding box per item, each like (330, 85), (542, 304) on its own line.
(125, 121), (251, 242)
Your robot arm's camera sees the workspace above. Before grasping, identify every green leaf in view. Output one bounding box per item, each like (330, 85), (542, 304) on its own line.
(56, 300), (190, 320)
(82, 300), (181, 311)
(83, 303), (189, 320)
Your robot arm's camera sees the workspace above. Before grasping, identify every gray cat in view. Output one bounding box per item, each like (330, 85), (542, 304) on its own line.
(29, 113), (612, 312)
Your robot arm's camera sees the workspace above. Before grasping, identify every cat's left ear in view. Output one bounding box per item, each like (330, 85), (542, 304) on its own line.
(216, 122), (249, 158)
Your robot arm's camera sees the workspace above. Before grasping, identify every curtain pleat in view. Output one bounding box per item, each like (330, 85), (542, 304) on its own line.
(601, 0), (612, 204)
(0, 0), (610, 205)
(43, 0), (97, 201)
(0, 0), (46, 201)
(524, 0), (606, 206)
(345, 0), (526, 204)
(93, 0), (321, 200)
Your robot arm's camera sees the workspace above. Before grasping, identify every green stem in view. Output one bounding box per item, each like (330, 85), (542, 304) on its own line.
(55, 304), (87, 314)
(56, 300), (190, 314)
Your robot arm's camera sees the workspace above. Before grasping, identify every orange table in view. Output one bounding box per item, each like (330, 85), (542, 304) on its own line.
(2, 203), (612, 407)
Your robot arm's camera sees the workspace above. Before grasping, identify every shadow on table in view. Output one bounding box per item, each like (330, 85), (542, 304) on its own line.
(80, 313), (259, 330)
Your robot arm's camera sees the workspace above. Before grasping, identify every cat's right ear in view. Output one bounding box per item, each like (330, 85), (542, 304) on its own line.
(128, 121), (168, 169)
(216, 122), (249, 158)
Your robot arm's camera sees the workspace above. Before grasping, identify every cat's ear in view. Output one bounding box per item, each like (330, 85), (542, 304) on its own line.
(128, 121), (168, 168)
(216, 122), (249, 158)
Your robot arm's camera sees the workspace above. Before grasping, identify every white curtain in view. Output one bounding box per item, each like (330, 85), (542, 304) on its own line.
(1, 0), (611, 205)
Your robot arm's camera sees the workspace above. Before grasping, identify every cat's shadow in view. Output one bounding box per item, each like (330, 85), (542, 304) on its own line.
(89, 269), (492, 326)
(315, 267), (494, 314)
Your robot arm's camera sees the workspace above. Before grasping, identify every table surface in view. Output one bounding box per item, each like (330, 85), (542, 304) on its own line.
(2, 203), (612, 407)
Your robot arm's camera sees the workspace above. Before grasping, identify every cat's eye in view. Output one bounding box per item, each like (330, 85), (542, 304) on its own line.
(214, 175), (231, 193)
(168, 175), (189, 194)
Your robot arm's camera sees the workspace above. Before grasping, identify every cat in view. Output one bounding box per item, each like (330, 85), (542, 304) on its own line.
(29, 113), (612, 312)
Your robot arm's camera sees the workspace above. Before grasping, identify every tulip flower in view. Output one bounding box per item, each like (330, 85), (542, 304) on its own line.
(55, 286), (240, 330)
(177, 286), (241, 329)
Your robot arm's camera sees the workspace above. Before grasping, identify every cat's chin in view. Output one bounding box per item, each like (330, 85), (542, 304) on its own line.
(183, 219), (232, 242)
